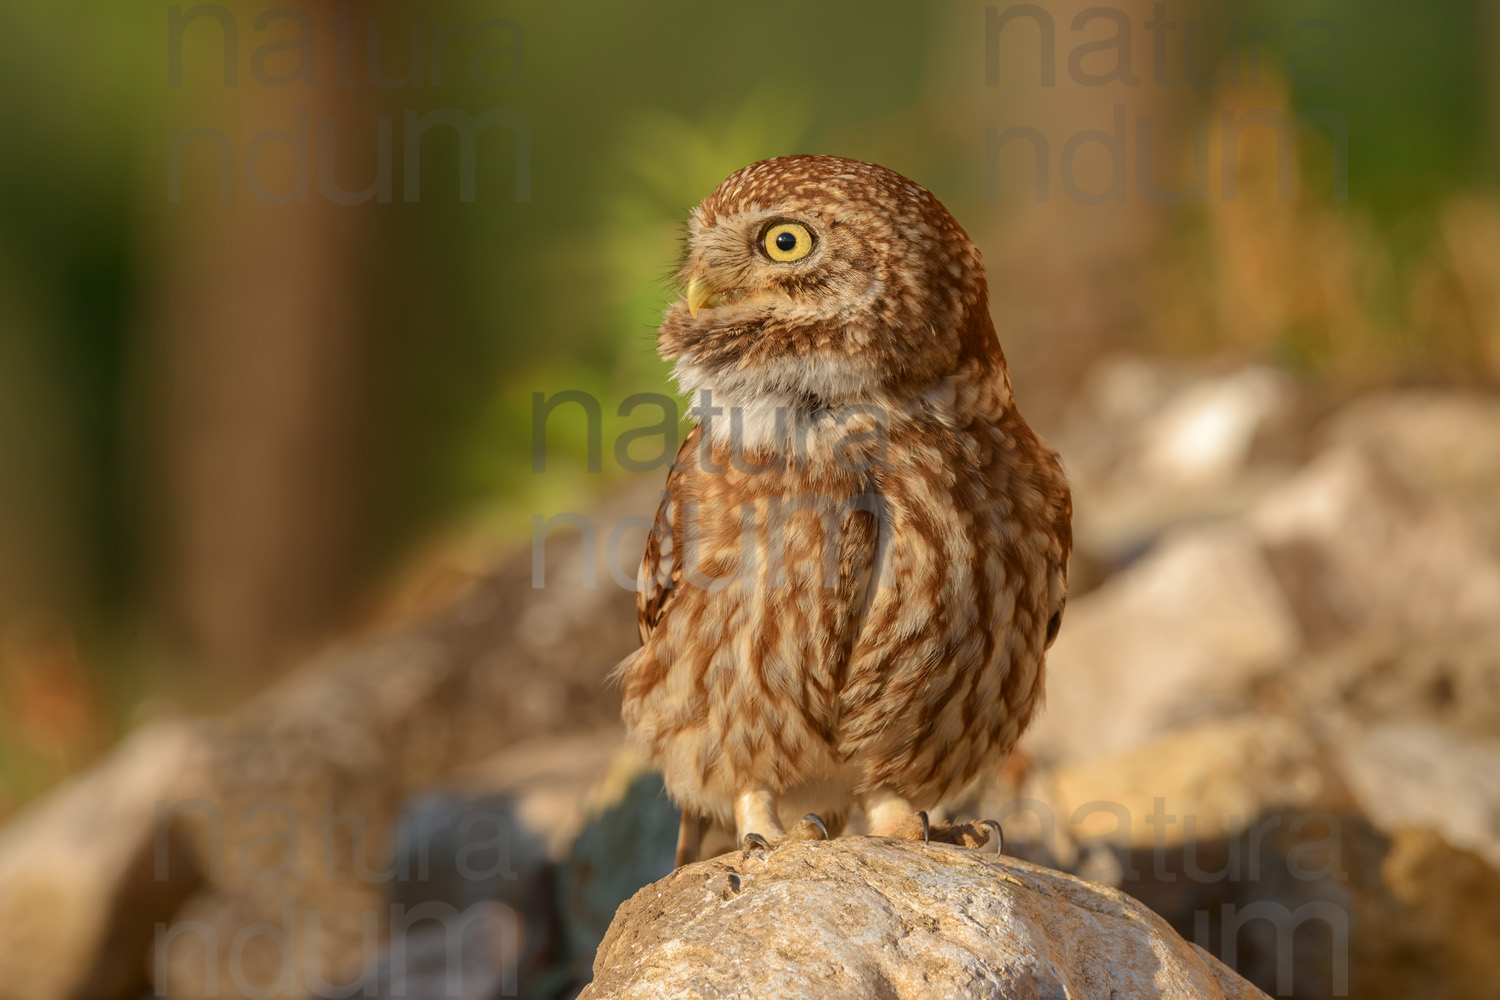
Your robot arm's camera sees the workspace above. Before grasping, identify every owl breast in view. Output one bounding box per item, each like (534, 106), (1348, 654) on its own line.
(837, 407), (1063, 805)
(616, 398), (1067, 824)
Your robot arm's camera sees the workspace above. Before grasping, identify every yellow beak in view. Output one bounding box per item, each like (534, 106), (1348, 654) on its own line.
(690, 271), (714, 319)
(686, 273), (715, 318)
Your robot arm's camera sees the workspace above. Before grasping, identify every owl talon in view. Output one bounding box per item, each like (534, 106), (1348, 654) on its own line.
(918, 819), (999, 849)
(980, 819), (1004, 854)
(918, 810), (931, 843)
(742, 832), (773, 852)
(789, 813), (829, 842)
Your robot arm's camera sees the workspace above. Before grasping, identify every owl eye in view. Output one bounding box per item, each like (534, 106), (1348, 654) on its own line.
(762, 221), (814, 262)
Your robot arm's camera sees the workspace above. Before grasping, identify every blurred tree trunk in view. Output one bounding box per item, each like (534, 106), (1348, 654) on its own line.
(146, 6), (386, 694)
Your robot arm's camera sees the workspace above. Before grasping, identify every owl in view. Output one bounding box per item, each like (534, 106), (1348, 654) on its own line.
(613, 155), (1072, 866)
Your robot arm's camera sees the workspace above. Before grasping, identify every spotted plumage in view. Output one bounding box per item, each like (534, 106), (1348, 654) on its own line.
(612, 155), (1072, 863)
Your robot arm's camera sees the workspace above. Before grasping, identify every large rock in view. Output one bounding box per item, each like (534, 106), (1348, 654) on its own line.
(984, 710), (1500, 1000)
(0, 723), (203, 1000)
(1252, 446), (1500, 639)
(1055, 359), (1311, 573)
(1025, 526), (1301, 762)
(579, 838), (1271, 1000)
(0, 485), (650, 1000)
(1027, 714), (1352, 872)
(1336, 722), (1500, 871)
(1326, 390), (1500, 551)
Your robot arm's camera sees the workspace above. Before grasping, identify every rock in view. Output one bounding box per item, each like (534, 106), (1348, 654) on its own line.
(1022, 715), (1354, 871)
(997, 707), (1500, 1000)
(1258, 629), (1500, 741)
(989, 712), (1500, 1000)
(1025, 526), (1301, 762)
(1326, 390), (1500, 551)
(1335, 722), (1500, 871)
(1252, 447), (1500, 640)
(145, 490), (651, 1000)
(0, 722), (203, 1000)
(556, 769), (679, 992)
(1118, 809), (1500, 1000)
(448, 729), (633, 862)
(1055, 359), (1311, 575)
(1133, 367), (1298, 489)
(0, 485), (649, 1000)
(374, 745), (678, 999)
(1365, 827), (1500, 1000)
(579, 838), (1271, 1000)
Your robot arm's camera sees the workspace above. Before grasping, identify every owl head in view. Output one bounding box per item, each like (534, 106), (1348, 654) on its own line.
(660, 155), (1005, 419)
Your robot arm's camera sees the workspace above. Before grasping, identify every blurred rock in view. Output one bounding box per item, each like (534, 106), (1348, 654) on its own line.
(579, 838), (1270, 1000)
(1262, 628), (1500, 740)
(1001, 713), (1500, 1000)
(1327, 390), (1500, 551)
(0, 484), (648, 1000)
(451, 730), (630, 862)
(148, 488), (649, 1000)
(556, 769), (678, 992)
(339, 901), (522, 1000)
(0, 723), (202, 1000)
(1363, 827), (1500, 1000)
(1134, 367), (1299, 488)
(1025, 526), (1300, 762)
(1057, 359), (1312, 574)
(1040, 715), (1351, 862)
(1336, 722), (1500, 871)
(1120, 810), (1500, 1000)
(374, 740), (676, 999)
(1252, 446), (1500, 639)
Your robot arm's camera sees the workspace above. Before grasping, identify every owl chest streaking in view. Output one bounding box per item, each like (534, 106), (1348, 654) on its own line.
(611, 155), (1071, 864)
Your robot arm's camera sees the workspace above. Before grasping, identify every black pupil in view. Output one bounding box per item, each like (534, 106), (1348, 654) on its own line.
(775, 231), (798, 253)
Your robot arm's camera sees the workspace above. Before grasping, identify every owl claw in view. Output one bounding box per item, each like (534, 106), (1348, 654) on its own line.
(788, 813), (829, 841)
(917, 810), (931, 843)
(980, 819), (1004, 854)
(916, 818), (1001, 849)
(741, 832), (773, 852)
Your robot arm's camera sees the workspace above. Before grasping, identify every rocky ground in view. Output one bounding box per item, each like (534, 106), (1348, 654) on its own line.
(1, 358), (1498, 999)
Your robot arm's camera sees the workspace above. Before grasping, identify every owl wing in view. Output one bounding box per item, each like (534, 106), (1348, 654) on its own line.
(635, 428), (698, 643)
(1045, 477), (1073, 648)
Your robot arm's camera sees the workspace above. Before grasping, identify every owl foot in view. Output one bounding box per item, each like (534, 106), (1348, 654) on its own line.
(740, 813), (829, 853)
(735, 789), (791, 853)
(741, 832), (773, 852)
(787, 812), (830, 842)
(926, 819), (1003, 852)
(859, 790), (1001, 851)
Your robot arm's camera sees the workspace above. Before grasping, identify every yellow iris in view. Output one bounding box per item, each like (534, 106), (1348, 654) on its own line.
(763, 221), (814, 262)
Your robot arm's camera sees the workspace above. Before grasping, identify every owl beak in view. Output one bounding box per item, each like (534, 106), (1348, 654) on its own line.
(686, 273), (715, 318)
(687, 268), (726, 319)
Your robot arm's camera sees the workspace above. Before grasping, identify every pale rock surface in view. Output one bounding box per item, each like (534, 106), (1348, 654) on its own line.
(1251, 446), (1500, 637)
(1032, 715), (1351, 864)
(579, 838), (1271, 1000)
(0, 488), (645, 1000)
(1337, 721), (1500, 870)
(0, 722), (203, 1000)
(1056, 360), (1307, 568)
(1134, 366), (1296, 488)
(1327, 390), (1500, 550)
(1026, 526), (1300, 762)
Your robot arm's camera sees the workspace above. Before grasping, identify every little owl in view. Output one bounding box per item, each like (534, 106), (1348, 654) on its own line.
(613, 155), (1072, 865)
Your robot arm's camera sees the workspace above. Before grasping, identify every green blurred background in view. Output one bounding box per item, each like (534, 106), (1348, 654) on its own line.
(1, 0), (1497, 816)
